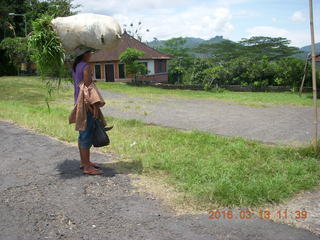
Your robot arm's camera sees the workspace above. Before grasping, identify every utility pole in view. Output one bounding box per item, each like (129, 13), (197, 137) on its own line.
(308, 0), (318, 151)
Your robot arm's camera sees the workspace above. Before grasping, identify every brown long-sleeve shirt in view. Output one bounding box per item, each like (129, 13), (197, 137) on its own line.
(69, 81), (106, 131)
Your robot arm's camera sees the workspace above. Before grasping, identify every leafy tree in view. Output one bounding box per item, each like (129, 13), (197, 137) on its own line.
(273, 58), (308, 87)
(119, 48), (148, 83)
(194, 40), (245, 62)
(159, 37), (194, 84)
(240, 36), (301, 60)
(160, 37), (190, 57)
(0, 0), (78, 40)
(0, 37), (30, 72)
(193, 36), (301, 63)
(0, 0), (78, 75)
(188, 58), (213, 85)
(203, 65), (228, 88)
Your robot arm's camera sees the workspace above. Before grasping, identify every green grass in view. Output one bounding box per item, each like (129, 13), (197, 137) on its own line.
(1, 76), (320, 208)
(97, 81), (319, 107)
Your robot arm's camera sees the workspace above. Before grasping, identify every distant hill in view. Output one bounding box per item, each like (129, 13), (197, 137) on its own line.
(300, 42), (320, 53)
(146, 36), (320, 60)
(296, 43), (320, 59)
(146, 35), (226, 49)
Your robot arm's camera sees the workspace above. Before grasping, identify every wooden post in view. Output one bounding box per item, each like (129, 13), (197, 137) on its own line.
(299, 55), (309, 96)
(309, 0), (318, 150)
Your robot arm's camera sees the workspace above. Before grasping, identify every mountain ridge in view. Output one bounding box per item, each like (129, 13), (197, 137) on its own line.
(146, 36), (320, 59)
(146, 35), (225, 48)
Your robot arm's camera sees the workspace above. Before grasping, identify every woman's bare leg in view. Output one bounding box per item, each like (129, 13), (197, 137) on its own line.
(78, 142), (103, 174)
(78, 142), (102, 169)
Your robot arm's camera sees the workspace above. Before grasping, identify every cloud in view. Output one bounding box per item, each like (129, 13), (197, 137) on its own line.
(246, 26), (309, 47)
(74, 0), (187, 15)
(141, 6), (234, 40)
(74, 0), (235, 41)
(290, 11), (306, 23)
(247, 26), (289, 38)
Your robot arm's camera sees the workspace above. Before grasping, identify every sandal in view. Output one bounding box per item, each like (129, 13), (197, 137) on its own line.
(83, 166), (103, 175)
(80, 162), (102, 169)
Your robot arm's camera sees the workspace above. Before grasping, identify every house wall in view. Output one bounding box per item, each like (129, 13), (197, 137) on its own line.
(137, 59), (155, 75)
(90, 61), (118, 81)
(90, 60), (168, 83)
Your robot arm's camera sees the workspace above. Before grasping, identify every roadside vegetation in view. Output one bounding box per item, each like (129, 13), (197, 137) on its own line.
(154, 36), (319, 90)
(1, 76), (319, 208)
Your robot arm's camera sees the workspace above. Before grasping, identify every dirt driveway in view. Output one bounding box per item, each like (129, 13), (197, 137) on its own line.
(100, 90), (320, 145)
(0, 120), (319, 240)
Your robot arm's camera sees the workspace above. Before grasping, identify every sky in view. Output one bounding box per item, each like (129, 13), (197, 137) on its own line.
(73, 0), (320, 47)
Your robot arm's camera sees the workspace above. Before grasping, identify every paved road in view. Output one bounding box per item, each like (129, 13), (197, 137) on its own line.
(0, 120), (319, 240)
(101, 90), (320, 145)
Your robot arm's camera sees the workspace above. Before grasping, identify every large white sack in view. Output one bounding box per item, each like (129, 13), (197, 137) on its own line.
(51, 13), (122, 55)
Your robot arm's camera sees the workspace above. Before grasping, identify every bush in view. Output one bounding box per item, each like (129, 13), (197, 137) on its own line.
(188, 58), (213, 85)
(186, 56), (311, 88)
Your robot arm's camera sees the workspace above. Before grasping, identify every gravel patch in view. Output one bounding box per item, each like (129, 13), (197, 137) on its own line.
(101, 90), (320, 145)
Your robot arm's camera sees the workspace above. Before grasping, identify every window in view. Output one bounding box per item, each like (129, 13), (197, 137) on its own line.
(94, 64), (101, 79)
(119, 64), (126, 79)
(155, 60), (166, 73)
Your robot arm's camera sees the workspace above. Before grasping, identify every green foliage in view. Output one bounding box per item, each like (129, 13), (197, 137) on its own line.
(159, 37), (194, 84)
(119, 48), (144, 64)
(240, 36), (301, 60)
(203, 65), (227, 87)
(274, 58), (308, 86)
(194, 40), (245, 62)
(28, 14), (65, 79)
(119, 48), (148, 83)
(0, 0), (78, 40)
(188, 58), (213, 85)
(0, 37), (30, 67)
(0, 0), (77, 76)
(161, 37), (189, 57)
(194, 36), (301, 63)
(185, 55), (310, 88)
(156, 35), (304, 88)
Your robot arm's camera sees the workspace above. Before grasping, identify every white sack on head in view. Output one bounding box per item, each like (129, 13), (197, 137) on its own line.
(51, 13), (122, 55)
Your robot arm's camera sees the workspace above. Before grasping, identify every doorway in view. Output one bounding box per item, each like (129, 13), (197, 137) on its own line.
(105, 64), (115, 82)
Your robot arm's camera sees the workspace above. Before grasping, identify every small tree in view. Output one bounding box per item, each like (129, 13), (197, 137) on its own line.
(203, 65), (227, 88)
(0, 37), (30, 74)
(119, 48), (148, 84)
(28, 15), (65, 80)
(159, 37), (193, 84)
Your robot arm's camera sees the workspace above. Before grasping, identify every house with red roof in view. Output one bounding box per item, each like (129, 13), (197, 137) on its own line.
(89, 32), (171, 83)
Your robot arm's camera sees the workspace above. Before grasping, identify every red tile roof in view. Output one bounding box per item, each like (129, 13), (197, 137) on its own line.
(89, 32), (171, 62)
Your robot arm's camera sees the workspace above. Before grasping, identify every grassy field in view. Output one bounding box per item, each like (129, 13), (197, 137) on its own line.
(1, 76), (320, 208)
(97, 81), (319, 107)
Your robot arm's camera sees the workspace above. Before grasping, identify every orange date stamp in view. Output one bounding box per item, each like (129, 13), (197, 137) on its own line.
(208, 209), (308, 220)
